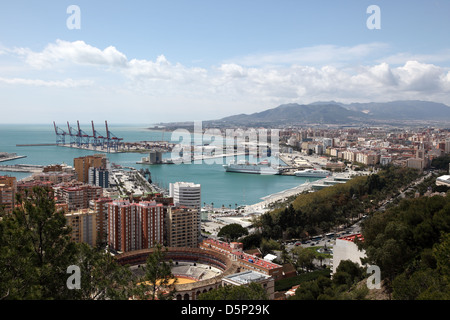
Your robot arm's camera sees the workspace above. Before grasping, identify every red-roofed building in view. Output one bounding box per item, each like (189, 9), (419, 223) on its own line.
(200, 239), (284, 280)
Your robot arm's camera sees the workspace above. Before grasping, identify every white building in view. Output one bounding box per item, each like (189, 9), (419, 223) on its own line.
(169, 181), (202, 242)
(169, 182), (201, 209)
(222, 270), (275, 300)
(436, 175), (450, 187)
(331, 234), (366, 274)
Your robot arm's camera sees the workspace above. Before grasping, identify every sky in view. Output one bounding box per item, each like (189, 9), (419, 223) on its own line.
(0, 0), (450, 124)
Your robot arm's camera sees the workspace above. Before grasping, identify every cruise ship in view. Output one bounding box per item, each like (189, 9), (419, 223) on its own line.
(294, 168), (332, 178)
(223, 160), (280, 175)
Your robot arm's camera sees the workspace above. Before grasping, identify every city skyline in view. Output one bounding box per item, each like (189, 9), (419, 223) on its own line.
(1, 0), (450, 124)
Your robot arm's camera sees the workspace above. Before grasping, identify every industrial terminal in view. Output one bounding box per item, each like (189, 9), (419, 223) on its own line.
(52, 121), (175, 154)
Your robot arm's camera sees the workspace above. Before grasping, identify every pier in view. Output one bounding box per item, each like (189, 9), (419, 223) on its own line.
(0, 153), (27, 162)
(16, 144), (57, 147)
(0, 164), (44, 173)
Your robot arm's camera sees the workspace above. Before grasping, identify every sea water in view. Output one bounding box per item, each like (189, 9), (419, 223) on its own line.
(0, 123), (315, 207)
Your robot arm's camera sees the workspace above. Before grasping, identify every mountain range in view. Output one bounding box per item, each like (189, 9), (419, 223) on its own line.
(203, 100), (450, 126)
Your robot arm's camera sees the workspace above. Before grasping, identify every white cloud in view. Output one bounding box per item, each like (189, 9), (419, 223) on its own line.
(381, 49), (450, 66)
(14, 39), (128, 69)
(2, 40), (450, 120)
(230, 43), (390, 67)
(392, 60), (445, 92)
(0, 77), (93, 88)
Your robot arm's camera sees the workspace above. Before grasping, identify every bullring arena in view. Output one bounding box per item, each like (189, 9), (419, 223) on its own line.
(115, 247), (239, 300)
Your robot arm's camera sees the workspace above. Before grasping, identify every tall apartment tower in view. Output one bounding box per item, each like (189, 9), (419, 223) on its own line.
(445, 140), (450, 154)
(88, 167), (110, 188)
(169, 182), (201, 209)
(107, 200), (164, 253)
(166, 206), (199, 248)
(169, 182), (201, 243)
(0, 175), (17, 214)
(89, 197), (113, 246)
(74, 155), (108, 183)
(65, 209), (97, 247)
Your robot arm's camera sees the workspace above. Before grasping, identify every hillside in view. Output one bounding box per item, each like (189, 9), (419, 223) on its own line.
(205, 100), (450, 126)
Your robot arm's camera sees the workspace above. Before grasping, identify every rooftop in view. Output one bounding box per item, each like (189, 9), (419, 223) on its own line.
(223, 270), (270, 285)
(338, 233), (364, 243)
(202, 239), (281, 270)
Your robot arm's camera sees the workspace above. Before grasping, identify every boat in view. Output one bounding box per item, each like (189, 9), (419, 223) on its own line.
(223, 159), (280, 175)
(294, 168), (332, 178)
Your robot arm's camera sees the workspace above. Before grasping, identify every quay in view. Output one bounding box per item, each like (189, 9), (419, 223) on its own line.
(0, 164), (44, 173)
(16, 144), (57, 147)
(0, 154), (27, 162)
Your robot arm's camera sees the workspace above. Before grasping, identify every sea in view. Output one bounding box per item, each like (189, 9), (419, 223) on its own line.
(0, 123), (316, 207)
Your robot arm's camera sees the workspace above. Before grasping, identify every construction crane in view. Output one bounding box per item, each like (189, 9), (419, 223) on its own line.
(91, 120), (106, 150)
(77, 120), (91, 148)
(105, 120), (123, 152)
(53, 121), (68, 145)
(67, 121), (80, 147)
(54, 121), (123, 153)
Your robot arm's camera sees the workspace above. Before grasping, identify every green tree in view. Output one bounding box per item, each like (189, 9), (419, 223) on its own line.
(198, 282), (268, 300)
(0, 186), (137, 300)
(260, 238), (280, 257)
(0, 187), (77, 299)
(68, 243), (137, 300)
(138, 244), (177, 300)
(218, 223), (249, 241)
(292, 246), (315, 272)
(361, 195), (450, 298)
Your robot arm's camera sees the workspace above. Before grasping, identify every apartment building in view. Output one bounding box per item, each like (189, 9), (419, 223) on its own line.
(74, 155), (108, 183)
(107, 200), (164, 253)
(0, 175), (17, 213)
(89, 197), (113, 246)
(54, 183), (103, 211)
(88, 167), (110, 188)
(166, 206), (199, 248)
(169, 182), (201, 242)
(65, 209), (97, 246)
(169, 182), (201, 209)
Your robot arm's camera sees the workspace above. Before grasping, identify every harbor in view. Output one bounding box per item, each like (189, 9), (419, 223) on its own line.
(0, 124), (353, 208)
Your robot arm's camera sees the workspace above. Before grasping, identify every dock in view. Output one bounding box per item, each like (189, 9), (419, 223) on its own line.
(0, 164), (44, 173)
(16, 144), (57, 147)
(0, 155), (27, 162)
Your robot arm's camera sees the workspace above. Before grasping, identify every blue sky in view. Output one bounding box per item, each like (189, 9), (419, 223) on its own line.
(1, 0), (450, 124)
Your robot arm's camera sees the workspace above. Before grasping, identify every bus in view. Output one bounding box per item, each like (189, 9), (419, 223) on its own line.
(325, 232), (335, 238)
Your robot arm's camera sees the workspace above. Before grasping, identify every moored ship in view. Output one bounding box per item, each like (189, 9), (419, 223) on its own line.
(223, 159), (280, 175)
(294, 168), (331, 178)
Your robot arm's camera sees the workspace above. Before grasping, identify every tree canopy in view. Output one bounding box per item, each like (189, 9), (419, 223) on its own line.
(360, 194), (450, 299)
(197, 282), (268, 300)
(0, 186), (136, 300)
(217, 223), (248, 241)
